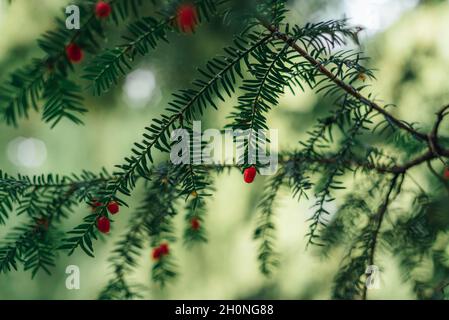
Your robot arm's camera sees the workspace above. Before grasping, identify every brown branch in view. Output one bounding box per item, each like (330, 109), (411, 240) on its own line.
(432, 105), (449, 140)
(284, 150), (439, 175)
(255, 19), (449, 177)
(429, 104), (449, 157)
(258, 19), (428, 142)
(205, 149), (446, 176)
(362, 173), (401, 300)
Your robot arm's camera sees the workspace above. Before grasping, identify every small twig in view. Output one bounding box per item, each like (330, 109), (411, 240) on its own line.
(429, 104), (449, 165)
(431, 105), (449, 141)
(257, 18), (428, 142)
(362, 173), (402, 300)
(426, 160), (449, 196)
(406, 172), (427, 195)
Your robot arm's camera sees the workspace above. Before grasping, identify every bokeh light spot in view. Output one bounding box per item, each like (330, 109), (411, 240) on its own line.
(123, 68), (157, 108)
(7, 137), (47, 168)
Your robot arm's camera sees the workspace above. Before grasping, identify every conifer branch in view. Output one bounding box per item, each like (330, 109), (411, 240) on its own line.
(99, 202), (149, 299)
(84, 17), (171, 95)
(71, 33), (275, 250)
(228, 39), (289, 165)
(361, 173), (402, 300)
(2, 1), (449, 299)
(307, 105), (373, 244)
(254, 168), (285, 275)
(0, 0), (148, 127)
(258, 18), (428, 142)
(183, 196), (207, 245)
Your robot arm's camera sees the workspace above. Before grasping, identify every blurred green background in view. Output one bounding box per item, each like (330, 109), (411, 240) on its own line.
(1, 0), (449, 299)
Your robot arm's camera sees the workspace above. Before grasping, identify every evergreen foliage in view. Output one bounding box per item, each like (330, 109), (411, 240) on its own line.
(1, 0), (449, 300)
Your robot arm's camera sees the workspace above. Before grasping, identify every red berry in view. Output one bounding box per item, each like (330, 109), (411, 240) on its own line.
(176, 3), (198, 33)
(159, 243), (169, 255)
(91, 199), (102, 211)
(152, 247), (162, 260)
(191, 218), (200, 230)
(97, 216), (110, 234)
(444, 167), (449, 180)
(95, 1), (112, 18)
(66, 43), (83, 63)
(243, 166), (257, 184)
(107, 201), (120, 215)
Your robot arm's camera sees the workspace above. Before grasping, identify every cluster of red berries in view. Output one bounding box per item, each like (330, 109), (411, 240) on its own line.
(65, 2), (112, 63)
(66, 2), (199, 63)
(152, 243), (170, 260)
(93, 200), (120, 234)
